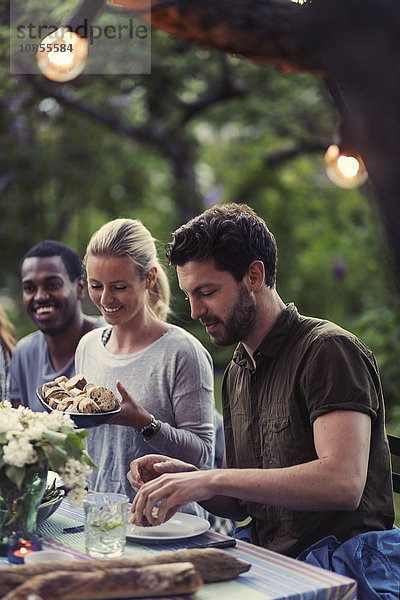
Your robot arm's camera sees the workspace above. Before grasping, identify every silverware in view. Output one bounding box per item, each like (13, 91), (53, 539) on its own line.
(63, 524), (84, 533)
(182, 539), (236, 550)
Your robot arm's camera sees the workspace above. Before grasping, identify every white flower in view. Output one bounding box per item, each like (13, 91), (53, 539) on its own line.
(3, 439), (38, 468)
(59, 459), (92, 507)
(0, 411), (24, 435)
(0, 401), (96, 505)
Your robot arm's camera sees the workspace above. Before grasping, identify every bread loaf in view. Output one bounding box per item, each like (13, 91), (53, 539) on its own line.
(2, 563), (202, 600)
(0, 548), (251, 597)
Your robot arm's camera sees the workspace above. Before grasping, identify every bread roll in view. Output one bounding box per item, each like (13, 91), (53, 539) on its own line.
(47, 397), (62, 410)
(129, 505), (159, 526)
(41, 381), (60, 396)
(68, 388), (85, 398)
(65, 375), (87, 391)
(83, 383), (95, 394)
(2, 563), (203, 600)
(54, 398), (74, 412)
(88, 386), (116, 411)
(44, 387), (69, 400)
(77, 397), (100, 414)
(65, 399), (81, 413)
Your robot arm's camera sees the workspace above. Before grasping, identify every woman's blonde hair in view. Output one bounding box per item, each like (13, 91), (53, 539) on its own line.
(84, 218), (170, 321)
(0, 305), (16, 356)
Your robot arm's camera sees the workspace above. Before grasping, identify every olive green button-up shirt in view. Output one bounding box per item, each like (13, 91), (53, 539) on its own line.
(222, 303), (394, 557)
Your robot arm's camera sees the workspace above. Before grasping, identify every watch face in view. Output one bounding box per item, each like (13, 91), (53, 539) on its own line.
(140, 415), (158, 439)
(142, 425), (156, 439)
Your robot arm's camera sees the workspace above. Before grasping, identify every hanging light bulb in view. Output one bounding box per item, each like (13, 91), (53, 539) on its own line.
(35, 0), (106, 82)
(324, 143), (368, 189)
(323, 78), (368, 189)
(36, 27), (88, 82)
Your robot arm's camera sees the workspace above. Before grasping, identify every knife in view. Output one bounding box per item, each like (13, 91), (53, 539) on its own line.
(182, 539), (236, 550)
(63, 524), (84, 533)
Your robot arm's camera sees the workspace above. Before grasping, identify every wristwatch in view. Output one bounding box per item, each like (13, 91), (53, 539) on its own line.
(138, 414), (160, 439)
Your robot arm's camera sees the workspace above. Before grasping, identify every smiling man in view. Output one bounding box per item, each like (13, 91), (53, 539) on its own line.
(9, 240), (101, 410)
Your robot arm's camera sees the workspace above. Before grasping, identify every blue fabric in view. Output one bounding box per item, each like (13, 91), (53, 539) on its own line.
(233, 522), (252, 542)
(297, 527), (400, 599)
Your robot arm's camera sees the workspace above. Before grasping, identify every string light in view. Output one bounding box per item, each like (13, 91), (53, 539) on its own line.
(36, 28), (88, 82)
(323, 78), (368, 189)
(324, 143), (368, 189)
(35, 0), (106, 82)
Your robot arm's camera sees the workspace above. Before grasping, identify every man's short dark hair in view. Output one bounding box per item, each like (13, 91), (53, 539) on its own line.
(20, 240), (84, 282)
(166, 203), (277, 287)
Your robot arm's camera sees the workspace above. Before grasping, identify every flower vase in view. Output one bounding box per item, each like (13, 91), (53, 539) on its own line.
(0, 466), (47, 558)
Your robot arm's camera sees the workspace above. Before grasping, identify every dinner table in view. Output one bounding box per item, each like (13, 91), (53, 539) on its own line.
(0, 498), (357, 600)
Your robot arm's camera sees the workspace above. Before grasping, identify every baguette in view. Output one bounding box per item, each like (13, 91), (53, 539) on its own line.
(2, 563), (202, 600)
(0, 548), (250, 597)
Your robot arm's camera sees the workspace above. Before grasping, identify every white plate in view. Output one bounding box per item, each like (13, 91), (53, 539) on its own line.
(126, 513), (210, 543)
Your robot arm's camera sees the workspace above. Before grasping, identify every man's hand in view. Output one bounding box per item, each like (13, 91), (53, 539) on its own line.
(127, 454), (197, 491)
(131, 469), (217, 526)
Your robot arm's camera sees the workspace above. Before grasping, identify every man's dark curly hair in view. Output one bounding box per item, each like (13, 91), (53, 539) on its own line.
(166, 203), (277, 287)
(20, 240), (84, 282)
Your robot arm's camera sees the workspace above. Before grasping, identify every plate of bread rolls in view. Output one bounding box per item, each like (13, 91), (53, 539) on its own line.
(36, 374), (121, 428)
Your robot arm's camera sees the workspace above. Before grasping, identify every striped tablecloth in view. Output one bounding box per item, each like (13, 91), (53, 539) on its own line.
(1, 499), (357, 600)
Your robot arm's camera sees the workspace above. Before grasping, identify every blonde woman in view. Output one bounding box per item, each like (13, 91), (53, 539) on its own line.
(75, 218), (215, 507)
(0, 304), (16, 400)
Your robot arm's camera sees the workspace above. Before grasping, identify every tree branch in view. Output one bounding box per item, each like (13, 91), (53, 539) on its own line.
(23, 74), (180, 161)
(180, 54), (247, 125)
(263, 139), (329, 167)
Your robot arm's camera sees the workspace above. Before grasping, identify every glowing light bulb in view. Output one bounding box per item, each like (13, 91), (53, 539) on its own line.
(36, 28), (88, 82)
(337, 155), (360, 179)
(324, 144), (368, 189)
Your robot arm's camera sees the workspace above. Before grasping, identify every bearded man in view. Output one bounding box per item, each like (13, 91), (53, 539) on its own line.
(127, 203), (399, 598)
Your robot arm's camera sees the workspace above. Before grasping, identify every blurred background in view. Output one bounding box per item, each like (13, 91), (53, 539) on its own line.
(1, 3), (400, 444)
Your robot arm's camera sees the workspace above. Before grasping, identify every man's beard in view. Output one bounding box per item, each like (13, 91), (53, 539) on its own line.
(38, 311), (75, 337)
(210, 283), (256, 347)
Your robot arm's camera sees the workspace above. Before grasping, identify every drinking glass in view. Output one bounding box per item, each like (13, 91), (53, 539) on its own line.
(83, 492), (129, 558)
